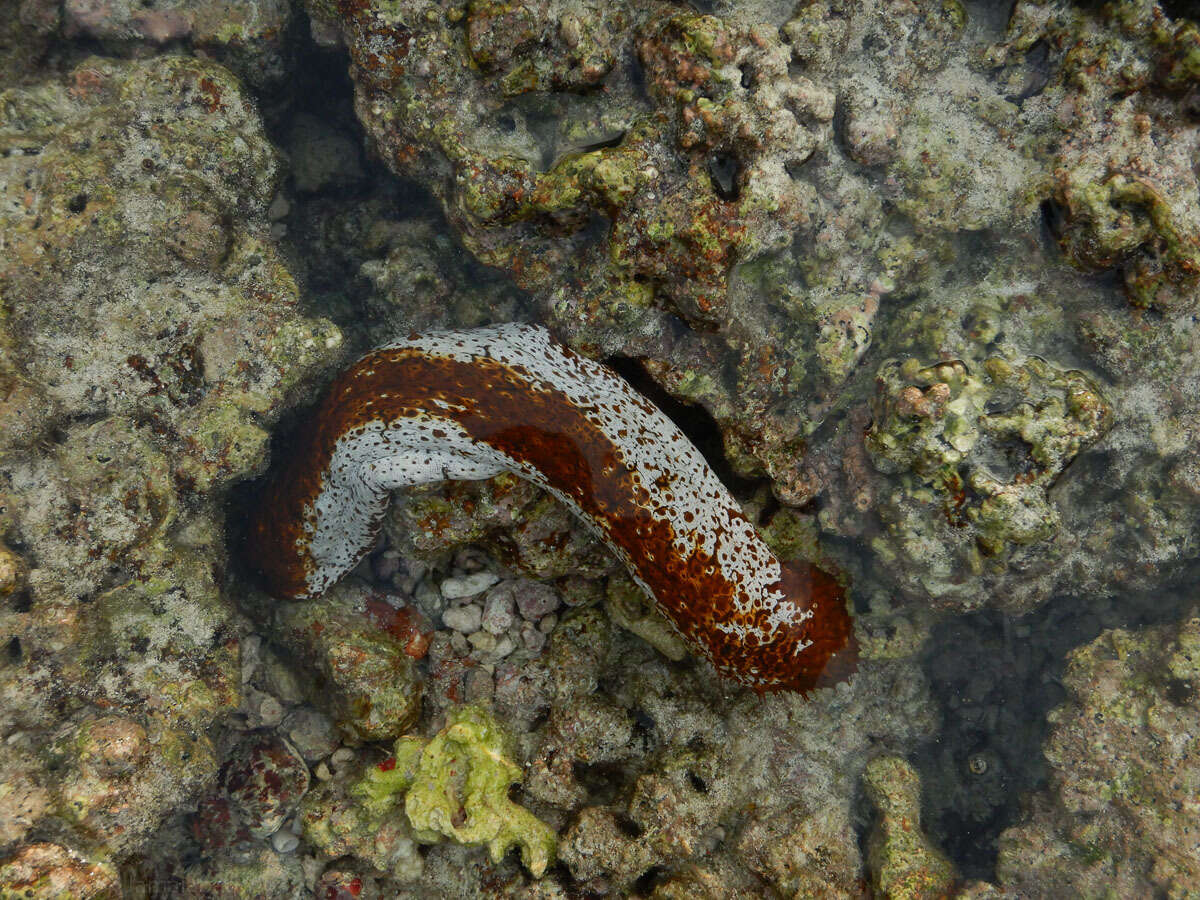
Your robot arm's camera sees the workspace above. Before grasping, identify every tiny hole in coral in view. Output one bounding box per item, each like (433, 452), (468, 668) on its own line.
(575, 761), (628, 805)
(1165, 677), (1195, 706)
(707, 153), (741, 201)
(614, 813), (644, 839)
(1038, 199), (1066, 256)
(632, 865), (666, 895)
(11, 590), (32, 613)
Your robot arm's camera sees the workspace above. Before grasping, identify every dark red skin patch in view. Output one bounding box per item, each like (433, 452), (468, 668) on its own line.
(244, 342), (856, 693)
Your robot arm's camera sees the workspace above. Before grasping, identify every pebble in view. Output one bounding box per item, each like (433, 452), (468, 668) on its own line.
(267, 195), (291, 220)
(468, 631), (497, 653)
(240, 635), (263, 682)
(330, 747), (357, 769)
(521, 622), (547, 653)
(558, 575), (603, 607)
(453, 547), (491, 572)
(414, 579), (443, 613)
(514, 580), (561, 621)
(241, 686), (273, 725)
(481, 585), (516, 635)
(493, 635), (516, 658)
(283, 708), (338, 762)
(538, 613), (558, 634)
(374, 552), (401, 581)
(442, 603), (483, 634)
(271, 829), (300, 854)
(465, 667), (494, 703)
(441, 572), (500, 600)
(261, 652), (306, 704)
(257, 695), (284, 728)
(449, 631), (470, 655)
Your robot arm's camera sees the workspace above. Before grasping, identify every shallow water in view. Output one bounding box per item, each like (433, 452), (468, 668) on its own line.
(4, 1), (1200, 897)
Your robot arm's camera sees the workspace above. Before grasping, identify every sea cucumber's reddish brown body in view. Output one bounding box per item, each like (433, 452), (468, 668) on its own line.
(244, 324), (856, 693)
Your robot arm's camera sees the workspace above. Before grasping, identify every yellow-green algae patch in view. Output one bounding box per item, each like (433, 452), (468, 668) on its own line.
(356, 705), (556, 877)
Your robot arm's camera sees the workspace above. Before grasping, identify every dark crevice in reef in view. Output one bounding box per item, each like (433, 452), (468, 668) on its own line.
(248, 10), (361, 149)
(914, 581), (1197, 881)
(1161, 0), (1200, 23)
(631, 865), (668, 897)
(603, 355), (761, 499)
(1039, 198), (1066, 249)
(247, 10), (451, 348)
(1006, 40), (1053, 106)
(707, 152), (742, 201)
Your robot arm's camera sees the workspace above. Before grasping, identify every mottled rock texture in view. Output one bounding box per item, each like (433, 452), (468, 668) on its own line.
(9, 0), (1200, 896)
(0, 54), (339, 885)
(996, 616), (1200, 898)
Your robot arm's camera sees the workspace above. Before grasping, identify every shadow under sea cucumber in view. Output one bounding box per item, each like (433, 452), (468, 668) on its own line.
(243, 323), (856, 693)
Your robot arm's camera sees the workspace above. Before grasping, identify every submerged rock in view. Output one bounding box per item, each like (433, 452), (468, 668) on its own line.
(8, 0), (1200, 895)
(270, 581), (423, 742)
(996, 616), (1200, 897)
(864, 755), (957, 900)
(0, 52), (339, 881)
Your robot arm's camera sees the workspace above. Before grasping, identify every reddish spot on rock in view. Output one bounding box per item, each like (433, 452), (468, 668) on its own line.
(365, 596), (433, 659)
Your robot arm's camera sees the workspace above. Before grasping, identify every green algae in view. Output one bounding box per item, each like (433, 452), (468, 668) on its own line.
(356, 705), (556, 877)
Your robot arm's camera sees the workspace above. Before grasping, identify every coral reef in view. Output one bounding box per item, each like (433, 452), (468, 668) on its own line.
(7, 0), (1200, 895)
(994, 616), (1200, 898)
(864, 353), (1112, 610)
(864, 755), (957, 899)
(0, 53), (339, 887)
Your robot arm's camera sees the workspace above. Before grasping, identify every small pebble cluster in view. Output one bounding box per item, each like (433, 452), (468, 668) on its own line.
(172, 537), (571, 894)
(373, 546), (565, 708)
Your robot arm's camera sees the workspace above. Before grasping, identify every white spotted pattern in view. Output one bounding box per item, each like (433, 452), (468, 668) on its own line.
(298, 323), (808, 657)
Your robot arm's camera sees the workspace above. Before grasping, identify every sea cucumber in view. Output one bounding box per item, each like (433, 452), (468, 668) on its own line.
(244, 323), (856, 692)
